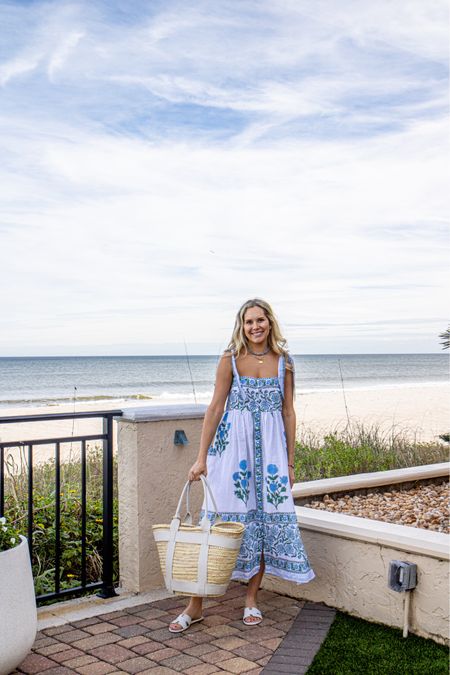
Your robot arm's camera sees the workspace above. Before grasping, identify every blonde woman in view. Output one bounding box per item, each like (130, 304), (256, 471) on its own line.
(169, 299), (315, 632)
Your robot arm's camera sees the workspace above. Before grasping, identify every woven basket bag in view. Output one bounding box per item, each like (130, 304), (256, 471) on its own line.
(153, 475), (245, 597)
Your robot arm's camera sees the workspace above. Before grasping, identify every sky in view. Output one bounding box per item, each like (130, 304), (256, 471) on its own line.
(0, 0), (448, 356)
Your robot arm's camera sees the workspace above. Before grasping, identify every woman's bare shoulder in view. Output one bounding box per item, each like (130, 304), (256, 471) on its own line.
(217, 350), (233, 372)
(214, 351), (233, 385)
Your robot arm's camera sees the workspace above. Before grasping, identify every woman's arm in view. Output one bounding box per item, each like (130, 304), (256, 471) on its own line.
(188, 353), (233, 480)
(281, 365), (296, 487)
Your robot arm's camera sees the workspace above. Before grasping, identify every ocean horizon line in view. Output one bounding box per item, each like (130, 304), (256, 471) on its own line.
(0, 351), (445, 359)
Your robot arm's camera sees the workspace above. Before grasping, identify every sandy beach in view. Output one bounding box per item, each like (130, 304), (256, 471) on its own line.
(295, 383), (450, 441)
(0, 383), (448, 466)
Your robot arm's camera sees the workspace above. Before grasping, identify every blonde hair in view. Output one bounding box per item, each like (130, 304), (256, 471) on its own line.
(225, 298), (294, 372)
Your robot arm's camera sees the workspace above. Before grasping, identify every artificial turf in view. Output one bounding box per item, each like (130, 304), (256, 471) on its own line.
(306, 610), (449, 675)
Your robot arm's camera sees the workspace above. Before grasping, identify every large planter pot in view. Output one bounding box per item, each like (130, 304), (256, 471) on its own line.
(0, 536), (37, 675)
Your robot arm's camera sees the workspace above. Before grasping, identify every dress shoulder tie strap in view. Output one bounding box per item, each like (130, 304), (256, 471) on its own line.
(280, 352), (296, 400)
(230, 351), (245, 398)
(278, 354), (286, 399)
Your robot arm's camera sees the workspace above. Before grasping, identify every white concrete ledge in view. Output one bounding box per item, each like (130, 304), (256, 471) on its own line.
(119, 404), (208, 422)
(296, 505), (449, 560)
(292, 462), (449, 499)
(37, 587), (173, 630)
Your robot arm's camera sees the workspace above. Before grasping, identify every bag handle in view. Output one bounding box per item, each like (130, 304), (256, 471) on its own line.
(199, 475), (221, 526)
(173, 475), (220, 531)
(165, 475), (222, 593)
(172, 480), (193, 523)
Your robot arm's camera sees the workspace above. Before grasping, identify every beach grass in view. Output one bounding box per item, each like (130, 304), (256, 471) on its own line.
(306, 610), (448, 674)
(2, 445), (118, 597)
(295, 421), (448, 481)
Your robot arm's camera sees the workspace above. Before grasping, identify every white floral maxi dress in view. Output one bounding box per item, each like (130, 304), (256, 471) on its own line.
(200, 353), (316, 584)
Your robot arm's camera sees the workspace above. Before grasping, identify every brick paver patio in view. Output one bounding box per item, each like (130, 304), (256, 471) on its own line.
(14, 582), (336, 674)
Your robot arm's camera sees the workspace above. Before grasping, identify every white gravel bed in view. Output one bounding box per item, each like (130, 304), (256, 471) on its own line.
(306, 481), (449, 533)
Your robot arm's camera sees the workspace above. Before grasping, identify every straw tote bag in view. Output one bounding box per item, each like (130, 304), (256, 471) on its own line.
(152, 475), (245, 597)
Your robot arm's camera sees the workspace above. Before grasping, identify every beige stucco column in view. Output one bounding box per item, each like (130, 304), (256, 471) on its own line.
(116, 404), (207, 593)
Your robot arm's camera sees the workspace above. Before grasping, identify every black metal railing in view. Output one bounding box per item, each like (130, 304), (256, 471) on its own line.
(0, 410), (123, 604)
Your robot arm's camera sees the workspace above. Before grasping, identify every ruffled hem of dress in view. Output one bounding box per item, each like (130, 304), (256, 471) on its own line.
(231, 565), (316, 585)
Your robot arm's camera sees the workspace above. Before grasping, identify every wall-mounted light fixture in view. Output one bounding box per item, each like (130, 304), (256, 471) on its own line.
(174, 430), (189, 446)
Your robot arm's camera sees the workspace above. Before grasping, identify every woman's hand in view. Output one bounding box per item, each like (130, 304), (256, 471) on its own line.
(288, 466), (295, 488)
(188, 459), (207, 481)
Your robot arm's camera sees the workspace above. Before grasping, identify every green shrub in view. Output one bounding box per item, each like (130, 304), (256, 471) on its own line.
(0, 515), (21, 552)
(2, 445), (118, 597)
(294, 422), (448, 481)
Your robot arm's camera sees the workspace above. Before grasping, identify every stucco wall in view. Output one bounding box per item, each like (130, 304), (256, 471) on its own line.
(117, 405), (207, 593)
(262, 517), (449, 645)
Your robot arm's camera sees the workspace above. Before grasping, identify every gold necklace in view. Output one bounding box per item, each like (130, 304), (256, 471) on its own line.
(248, 346), (270, 364)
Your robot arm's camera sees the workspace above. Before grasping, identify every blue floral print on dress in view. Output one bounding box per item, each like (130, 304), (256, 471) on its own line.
(199, 507), (312, 576)
(266, 463), (289, 509)
(208, 411), (231, 456)
(233, 459), (252, 505)
(227, 386), (282, 412)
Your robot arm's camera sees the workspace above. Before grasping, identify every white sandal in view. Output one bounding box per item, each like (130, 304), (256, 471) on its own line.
(168, 612), (204, 633)
(243, 607), (263, 625)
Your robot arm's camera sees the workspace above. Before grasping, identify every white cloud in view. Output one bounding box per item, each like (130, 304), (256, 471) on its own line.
(291, 0), (448, 63)
(0, 54), (41, 85)
(0, 0), (448, 354)
(47, 30), (85, 80)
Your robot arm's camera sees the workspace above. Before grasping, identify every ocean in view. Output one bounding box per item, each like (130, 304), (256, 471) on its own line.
(0, 354), (447, 408)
